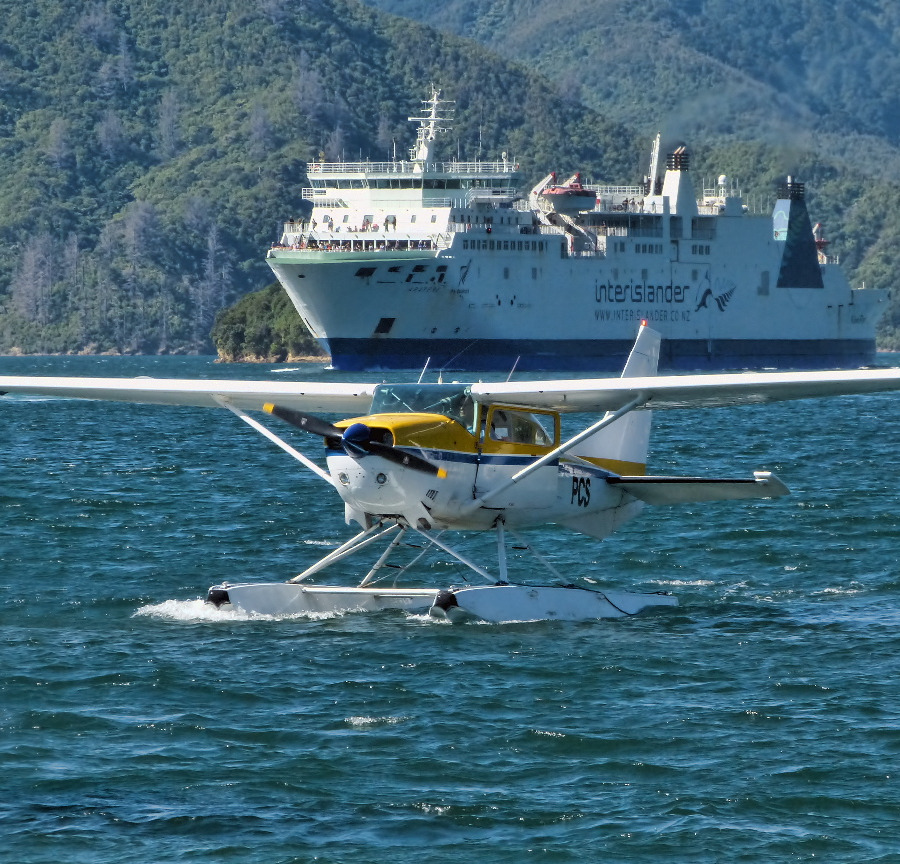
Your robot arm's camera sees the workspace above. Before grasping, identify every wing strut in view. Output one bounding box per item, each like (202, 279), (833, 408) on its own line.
(407, 525), (497, 584)
(215, 397), (336, 487)
(359, 527), (408, 587)
(289, 522), (402, 584)
(465, 394), (648, 513)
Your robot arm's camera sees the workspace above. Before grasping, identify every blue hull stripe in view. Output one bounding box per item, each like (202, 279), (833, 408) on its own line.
(326, 337), (877, 372)
(326, 445), (556, 467)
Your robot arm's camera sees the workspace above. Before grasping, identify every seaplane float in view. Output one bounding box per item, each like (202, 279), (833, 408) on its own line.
(3, 323), (900, 623)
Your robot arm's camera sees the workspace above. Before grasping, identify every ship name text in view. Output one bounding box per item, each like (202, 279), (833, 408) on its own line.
(595, 283), (690, 304)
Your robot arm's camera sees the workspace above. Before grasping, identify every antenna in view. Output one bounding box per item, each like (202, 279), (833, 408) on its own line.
(407, 85), (454, 164)
(505, 356), (520, 382)
(416, 357), (431, 384)
(438, 341), (479, 375)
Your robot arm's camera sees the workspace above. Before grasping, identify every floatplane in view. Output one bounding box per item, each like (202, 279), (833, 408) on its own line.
(3, 323), (900, 622)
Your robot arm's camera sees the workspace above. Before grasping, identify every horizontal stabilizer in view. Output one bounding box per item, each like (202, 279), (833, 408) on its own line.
(607, 471), (789, 505)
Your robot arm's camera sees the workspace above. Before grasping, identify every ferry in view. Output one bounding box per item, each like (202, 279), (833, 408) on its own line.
(265, 87), (885, 372)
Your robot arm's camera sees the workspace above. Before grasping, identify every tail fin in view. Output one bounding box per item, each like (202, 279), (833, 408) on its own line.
(570, 323), (660, 474)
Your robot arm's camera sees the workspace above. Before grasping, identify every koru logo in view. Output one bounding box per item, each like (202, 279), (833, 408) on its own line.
(571, 476), (591, 507)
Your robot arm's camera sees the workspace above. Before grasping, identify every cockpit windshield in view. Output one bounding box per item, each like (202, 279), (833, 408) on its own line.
(370, 383), (476, 431)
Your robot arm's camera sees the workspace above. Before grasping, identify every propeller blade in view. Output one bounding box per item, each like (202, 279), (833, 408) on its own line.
(265, 410), (446, 477)
(263, 403), (342, 438)
(363, 440), (447, 477)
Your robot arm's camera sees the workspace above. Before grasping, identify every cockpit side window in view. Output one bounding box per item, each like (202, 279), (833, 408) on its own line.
(487, 406), (554, 446)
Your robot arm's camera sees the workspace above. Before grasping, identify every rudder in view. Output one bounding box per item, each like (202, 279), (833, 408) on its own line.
(570, 323), (660, 474)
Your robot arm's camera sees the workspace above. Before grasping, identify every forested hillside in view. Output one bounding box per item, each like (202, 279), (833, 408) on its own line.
(3, 0), (900, 356)
(362, 0), (900, 159)
(0, 0), (637, 354)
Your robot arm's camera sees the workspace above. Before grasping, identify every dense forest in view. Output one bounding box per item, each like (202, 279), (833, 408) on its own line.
(362, 0), (900, 157)
(3, 0), (900, 357)
(0, 0), (639, 355)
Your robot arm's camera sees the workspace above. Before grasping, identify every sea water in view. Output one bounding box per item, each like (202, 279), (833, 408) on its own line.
(2, 355), (900, 863)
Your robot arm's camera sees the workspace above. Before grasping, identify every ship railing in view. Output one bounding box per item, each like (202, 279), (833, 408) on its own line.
(272, 236), (439, 253)
(467, 188), (519, 203)
(702, 183), (743, 200)
(591, 225), (630, 237)
(302, 188), (507, 210)
(307, 159), (519, 175)
(587, 184), (645, 196)
(589, 185), (646, 211)
(696, 203), (723, 216)
(568, 249), (606, 259)
(587, 198), (723, 217)
(592, 199), (653, 214)
(301, 189), (347, 206)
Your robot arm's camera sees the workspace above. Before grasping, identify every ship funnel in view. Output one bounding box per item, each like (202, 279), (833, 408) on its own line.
(773, 177), (822, 288)
(777, 177), (806, 201)
(666, 146), (690, 171)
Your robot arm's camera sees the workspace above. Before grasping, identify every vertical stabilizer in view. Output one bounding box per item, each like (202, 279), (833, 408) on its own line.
(570, 323), (660, 474)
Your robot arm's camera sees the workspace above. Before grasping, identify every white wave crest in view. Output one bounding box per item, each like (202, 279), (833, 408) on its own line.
(132, 598), (345, 622)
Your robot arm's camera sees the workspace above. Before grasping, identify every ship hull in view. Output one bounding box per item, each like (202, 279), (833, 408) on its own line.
(268, 241), (883, 372)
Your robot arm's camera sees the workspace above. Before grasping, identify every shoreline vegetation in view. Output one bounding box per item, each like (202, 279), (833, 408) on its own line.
(214, 353), (328, 363)
(209, 282), (326, 363)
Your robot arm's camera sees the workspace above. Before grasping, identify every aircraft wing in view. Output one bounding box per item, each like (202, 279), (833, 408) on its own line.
(5, 366), (900, 416)
(0, 375), (376, 415)
(472, 367), (900, 413)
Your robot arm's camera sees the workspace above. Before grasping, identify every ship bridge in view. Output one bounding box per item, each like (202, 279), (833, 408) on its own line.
(303, 157), (520, 207)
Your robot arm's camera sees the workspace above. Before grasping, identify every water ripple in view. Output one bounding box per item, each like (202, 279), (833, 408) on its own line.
(3, 356), (900, 862)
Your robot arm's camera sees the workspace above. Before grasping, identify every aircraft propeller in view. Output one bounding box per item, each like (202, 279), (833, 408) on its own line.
(263, 403), (446, 477)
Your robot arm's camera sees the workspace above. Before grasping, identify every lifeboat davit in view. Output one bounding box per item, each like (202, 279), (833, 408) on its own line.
(539, 172), (597, 213)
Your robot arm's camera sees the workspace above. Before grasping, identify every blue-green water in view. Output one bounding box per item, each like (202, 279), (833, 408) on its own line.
(2, 355), (900, 863)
